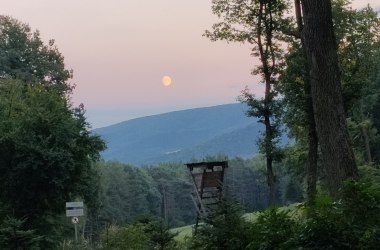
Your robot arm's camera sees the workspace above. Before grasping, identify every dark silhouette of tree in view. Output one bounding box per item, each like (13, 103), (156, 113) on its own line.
(301, 0), (358, 197)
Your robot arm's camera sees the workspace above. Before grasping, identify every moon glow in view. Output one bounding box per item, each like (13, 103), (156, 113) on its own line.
(162, 76), (172, 87)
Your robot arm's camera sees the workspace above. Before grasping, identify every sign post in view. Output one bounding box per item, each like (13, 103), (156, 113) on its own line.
(66, 202), (84, 241)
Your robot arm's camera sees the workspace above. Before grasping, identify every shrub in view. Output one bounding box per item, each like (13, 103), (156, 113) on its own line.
(190, 200), (251, 250)
(247, 208), (297, 250)
(295, 180), (380, 249)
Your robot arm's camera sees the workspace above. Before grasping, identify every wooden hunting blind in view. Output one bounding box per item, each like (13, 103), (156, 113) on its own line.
(185, 161), (228, 229)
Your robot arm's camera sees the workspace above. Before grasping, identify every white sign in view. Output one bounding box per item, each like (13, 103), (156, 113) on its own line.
(72, 217), (79, 224)
(66, 209), (84, 217)
(66, 202), (84, 208)
(66, 201), (84, 217)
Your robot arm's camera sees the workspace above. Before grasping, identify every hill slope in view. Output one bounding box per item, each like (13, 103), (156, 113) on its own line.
(94, 103), (264, 165)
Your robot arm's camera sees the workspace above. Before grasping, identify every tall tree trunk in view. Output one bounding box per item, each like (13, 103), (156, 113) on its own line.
(305, 83), (319, 204)
(257, 0), (277, 206)
(301, 0), (358, 197)
(362, 125), (372, 163)
(295, 0), (318, 205)
(359, 100), (372, 163)
(266, 153), (276, 205)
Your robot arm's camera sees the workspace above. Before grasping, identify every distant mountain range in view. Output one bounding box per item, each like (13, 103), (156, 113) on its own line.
(94, 103), (287, 166)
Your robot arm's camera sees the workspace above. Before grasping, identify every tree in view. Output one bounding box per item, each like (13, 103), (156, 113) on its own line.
(0, 80), (105, 245)
(295, 180), (380, 249)
(0, 216), (42, 249)
(224, 156), (270, 210)
(96, 161), (161, 227)
(0, 16), (105, 247)
(293, 0), (319, 205)
(190, 200), (251, 250)
(0, 16), (72, 93)
(300, 0), (359, 197)
(99, 224), (151, 250)
(334, 2), (380, 164)
(144, 163), (195, 226)
(205, 0), (291, 206)
(280, 42), (319, 204)
(98, 217), (178, 250)
(280, 0), (380, 201)
(247, 208), (297, 249)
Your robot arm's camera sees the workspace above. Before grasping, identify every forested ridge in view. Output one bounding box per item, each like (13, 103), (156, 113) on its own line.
(2, 0), (380, 249)
(95, 103), (290, 165)
(94, 103), (264, 165)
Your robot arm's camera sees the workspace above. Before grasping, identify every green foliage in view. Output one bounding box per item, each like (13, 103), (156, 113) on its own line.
(281, 0), (380, 166)
(96, 161), (161, 227)
(204, 0), (292, 45)
(144, 218), (179, 250)
(278, 45), (308, 140)
(0, 79), (105, 216)
(247, 208), (297, 250)
(0, 216), (41, 249)
(55, 239), (93, 250)
(238, 88), (284, 162)
(333, 2), (380, 111)
(187, 178), (380, 250)
(96, 160), (202, 228)
(98, 218), (178, 250)
(0, 79), (105, 247)
(336, 1), (380, 164)
(205, 0), (292, 205)
(188, 179), (380, 249)
(190, 200), (251, 250)
(296, 196), (344, 249)
(283, 178), (304, 204)
(169, 177), (380, 250)
(359, 164), (380, 183)
(0, 15), (72, 93)
(144, 162), (194, 227)
(224, 156), (271, 209)
(95, 155), (290, 236)
(0, 15), (105, 247)
(99, 224), (151, 250)
(295, 180), (380, 249)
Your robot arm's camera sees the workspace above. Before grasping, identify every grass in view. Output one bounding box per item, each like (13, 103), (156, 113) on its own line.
(170, 203), (303, 242)
(171, 224), (194, 241)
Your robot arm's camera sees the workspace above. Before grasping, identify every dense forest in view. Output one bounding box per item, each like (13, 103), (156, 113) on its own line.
(2, 0), (380, 249)
(91, 156), (294, 229)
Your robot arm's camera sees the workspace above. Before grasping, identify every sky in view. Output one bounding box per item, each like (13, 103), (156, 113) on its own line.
(1, 0), (379, 128)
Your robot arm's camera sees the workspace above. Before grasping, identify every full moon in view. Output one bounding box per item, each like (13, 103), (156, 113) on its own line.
(162, 75), (172, 87)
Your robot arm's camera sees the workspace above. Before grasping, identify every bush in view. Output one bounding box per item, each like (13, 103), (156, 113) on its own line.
(295, 180), (380, 249)
(56, 239), (92, 250)
(190, 200), (251, 250)
(0, 216), (41, 249)
(99, 224), (151, 250)
(247, 208), (297, 250)
(98, 217), (178, 250)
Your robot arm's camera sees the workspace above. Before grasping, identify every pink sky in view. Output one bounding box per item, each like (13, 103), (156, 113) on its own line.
(1, 0), (379, 128)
